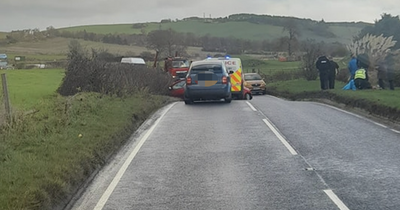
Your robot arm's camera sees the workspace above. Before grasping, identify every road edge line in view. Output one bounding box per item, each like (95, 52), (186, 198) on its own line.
(93, 102), (176, 210)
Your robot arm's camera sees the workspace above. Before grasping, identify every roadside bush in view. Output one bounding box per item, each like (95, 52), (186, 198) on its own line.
(58, 40), (173, 97)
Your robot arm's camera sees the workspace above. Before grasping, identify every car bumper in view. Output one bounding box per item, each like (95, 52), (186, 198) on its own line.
(185, 85), (231, 100)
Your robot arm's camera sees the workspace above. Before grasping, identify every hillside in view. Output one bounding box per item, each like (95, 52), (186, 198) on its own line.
(0, 37), (216, 60)
(58, 13), (372, 44)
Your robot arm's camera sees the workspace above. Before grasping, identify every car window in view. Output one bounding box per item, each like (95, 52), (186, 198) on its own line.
(191, 64), (223, 74)
(244, 74), (262, 80)
(172, 60), (190, 68)
(172, 80), (185, 89)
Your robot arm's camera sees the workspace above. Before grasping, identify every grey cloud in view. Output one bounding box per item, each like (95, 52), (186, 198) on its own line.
(0, 0), (399, 31)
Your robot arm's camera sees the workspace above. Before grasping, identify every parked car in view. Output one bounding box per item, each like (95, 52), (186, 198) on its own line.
(184, 60), (233, 104)
(243, 73), (266, 95)
(120, 57), (146, 65)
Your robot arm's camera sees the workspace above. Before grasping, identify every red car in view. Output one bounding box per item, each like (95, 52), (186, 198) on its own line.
(169, 79), (252, 100)
(168, 79), (186, 99)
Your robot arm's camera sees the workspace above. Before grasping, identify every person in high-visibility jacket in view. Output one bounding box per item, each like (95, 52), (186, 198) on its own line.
(354, 67), (371, 89)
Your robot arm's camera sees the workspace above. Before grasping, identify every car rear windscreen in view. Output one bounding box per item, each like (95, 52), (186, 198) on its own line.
(191, 64), (223, 74)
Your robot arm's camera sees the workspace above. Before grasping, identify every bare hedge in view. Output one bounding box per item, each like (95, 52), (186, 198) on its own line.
(58, 49), (173, 97)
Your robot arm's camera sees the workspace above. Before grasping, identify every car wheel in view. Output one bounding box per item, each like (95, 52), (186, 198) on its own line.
(184, 98), (193, 105)
(245, 93), (252, 100)
(262, 90), (266, 95)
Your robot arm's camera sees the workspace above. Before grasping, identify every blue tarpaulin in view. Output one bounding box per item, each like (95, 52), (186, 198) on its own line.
(343, 79), (356, 90)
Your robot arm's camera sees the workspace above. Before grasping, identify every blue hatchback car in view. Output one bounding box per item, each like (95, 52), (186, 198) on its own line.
(184, 60), (233, 104)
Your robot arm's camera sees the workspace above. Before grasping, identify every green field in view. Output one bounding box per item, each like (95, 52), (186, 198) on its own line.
(59, 20), (362, 43)
(0, 69), (65, 110)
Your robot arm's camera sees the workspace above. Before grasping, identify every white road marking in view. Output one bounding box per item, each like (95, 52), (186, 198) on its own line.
(246, 101), (257, 111)
(373, 122), (387, 128)
(324, 190), (350, 210)
(262, 119), (298, 155)
(391, 129), (400, 134)
(93, 103), (175, 210)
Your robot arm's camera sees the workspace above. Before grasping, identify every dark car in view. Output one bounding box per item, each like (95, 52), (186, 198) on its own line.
(184, 60), (233, 104)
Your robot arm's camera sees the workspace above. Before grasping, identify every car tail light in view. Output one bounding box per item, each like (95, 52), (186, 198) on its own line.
(186, 77), (192, 85)
(222, 76), (228, 84)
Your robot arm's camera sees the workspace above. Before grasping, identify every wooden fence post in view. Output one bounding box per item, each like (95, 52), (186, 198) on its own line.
(1, 73), (11, 121)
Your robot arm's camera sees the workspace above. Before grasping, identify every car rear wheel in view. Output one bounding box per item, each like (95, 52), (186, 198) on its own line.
(184, 98), (193, 105)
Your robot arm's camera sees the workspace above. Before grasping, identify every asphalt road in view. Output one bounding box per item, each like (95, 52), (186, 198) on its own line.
(70, 95), (400, 210)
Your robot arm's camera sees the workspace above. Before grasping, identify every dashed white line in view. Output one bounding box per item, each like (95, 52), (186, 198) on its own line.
(324, 190), (350, 210)
(262, 119), (298, 155)
(246, 101), (257, 111)
(93, 103), (175, 210)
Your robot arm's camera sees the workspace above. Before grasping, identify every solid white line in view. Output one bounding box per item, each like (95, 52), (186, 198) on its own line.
(324, 190), (350, 210)
(373, 122), (387, 128)
(93, 103), (175, 210)
(246, 101), (257, 111)
(262, 119), (298, 155)
(391, 129), (400, 134)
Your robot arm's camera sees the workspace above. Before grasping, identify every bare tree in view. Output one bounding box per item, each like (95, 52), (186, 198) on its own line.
(146, 29), (187, 57)
(282, 19), (301, 57)
(300, 39), (323, 80)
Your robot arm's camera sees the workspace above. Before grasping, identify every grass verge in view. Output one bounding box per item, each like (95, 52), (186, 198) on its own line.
(266, 79), (400, 122)
(0, 92), (174, 210)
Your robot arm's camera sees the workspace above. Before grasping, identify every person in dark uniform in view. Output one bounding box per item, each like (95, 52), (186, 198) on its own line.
(316, 55), (331, 90)
(328, 56), (339, 89)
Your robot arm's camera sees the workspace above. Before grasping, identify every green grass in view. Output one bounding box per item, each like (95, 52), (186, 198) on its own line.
(267, 79), (400, 109)
(0, 92), (170, 210)
(0, 32), (7, 39)
(0, 69), (65, 110)
(59, 20), (362, 43)
(2, 37), (150, 56)
(239, 55), (301, 74)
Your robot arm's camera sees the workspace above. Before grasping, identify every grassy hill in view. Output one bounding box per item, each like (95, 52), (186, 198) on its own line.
(0, 37), (219, 61)
(59, 16), (370, 44)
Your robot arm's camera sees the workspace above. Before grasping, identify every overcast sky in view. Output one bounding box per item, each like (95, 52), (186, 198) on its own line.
(1, 0), (399, 31)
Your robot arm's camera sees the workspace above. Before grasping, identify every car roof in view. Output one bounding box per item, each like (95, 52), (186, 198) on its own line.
(191, 60), (224, 66)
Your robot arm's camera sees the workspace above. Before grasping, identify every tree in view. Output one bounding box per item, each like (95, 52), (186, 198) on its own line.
(282, 19), (301, 56)
(300, 39), (323, 80)
(146, 29), (187, 57)
(357, 13), (400, 49)
(347, 33), (398, 68)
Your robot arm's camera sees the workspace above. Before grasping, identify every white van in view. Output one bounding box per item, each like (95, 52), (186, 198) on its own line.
(120, 57), (146, 65)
